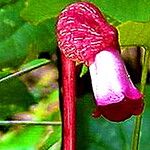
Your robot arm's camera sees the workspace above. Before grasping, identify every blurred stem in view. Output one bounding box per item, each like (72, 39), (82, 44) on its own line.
(0, 59), (50, 83)
(131, 49), (150, 150)
(0, 121), (61, 125)
(61, 54), (76, 150)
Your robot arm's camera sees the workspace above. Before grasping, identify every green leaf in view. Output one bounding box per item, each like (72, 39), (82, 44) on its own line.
(21, 0), (75, 25)
(77, 85), (150, 150)
(0, 0), (19, 7)
(33, 90), (60, 121)
(0, 23), (37, 68)
(80, 65), (88, 78)
(0, 78), (34, 120)
(90, 0), (150, 23)
(0, 0), (57, 69)
(0, 89), (61, 150)
(0, 0), (24, 42)
(0, 0), (34, 68)
(0, 126), (46, 150)
(0, 14), (57, 68)
(37, 127), (61, 150)
(105, 14), (121, 26)
(48, 140), (61, 150)
(0, 126), (61, 150)
(117, 21), (150, 48)
(34, 18), (57, 54)
(21, 58), (50, 70)
(0, 59), (50, 83)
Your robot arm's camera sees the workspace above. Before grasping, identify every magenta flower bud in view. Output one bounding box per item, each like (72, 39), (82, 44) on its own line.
(90, 49), (143, 122)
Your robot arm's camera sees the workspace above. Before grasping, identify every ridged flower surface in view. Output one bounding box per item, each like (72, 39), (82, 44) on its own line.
(57, 2), (119, 66)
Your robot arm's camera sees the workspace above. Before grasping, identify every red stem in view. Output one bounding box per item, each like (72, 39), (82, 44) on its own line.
(61, 53), (76, 150)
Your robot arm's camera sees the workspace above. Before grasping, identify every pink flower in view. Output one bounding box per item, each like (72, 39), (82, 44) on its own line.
(56, 2), (144, 122)
(90, 49), (143, 122)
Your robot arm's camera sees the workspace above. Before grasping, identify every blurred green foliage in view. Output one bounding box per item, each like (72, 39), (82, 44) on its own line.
(77, 85), (150, 150)
(117, 22), (150, 48)
(21, 0), (76, 24)
(0, 77), (34, 120)
(90, 0), (150, 22)
(0, 0), (57, 68)
(0, 0), (150, 150)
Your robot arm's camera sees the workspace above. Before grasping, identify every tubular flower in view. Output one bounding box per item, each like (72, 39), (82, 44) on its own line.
(89, 50), (143, 122)
(56, 2), (144, 122)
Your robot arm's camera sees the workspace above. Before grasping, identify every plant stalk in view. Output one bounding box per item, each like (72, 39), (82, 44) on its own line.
(0, 121), (61, 125)
(61, 54), (76, 150)
(131, 49), (150, 150)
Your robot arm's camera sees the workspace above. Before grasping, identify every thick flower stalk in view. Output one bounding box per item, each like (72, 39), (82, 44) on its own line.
(56, 1), (144, 149)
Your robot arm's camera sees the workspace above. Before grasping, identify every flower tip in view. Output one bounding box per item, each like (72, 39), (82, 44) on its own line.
(92, 108), (102, 118)
(92, 98), (144, 122)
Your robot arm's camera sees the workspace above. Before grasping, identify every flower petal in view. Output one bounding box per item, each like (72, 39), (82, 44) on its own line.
(92, 97), (144, 122)
(89, 50), (143, 122)
(89, 50), (143, 106)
